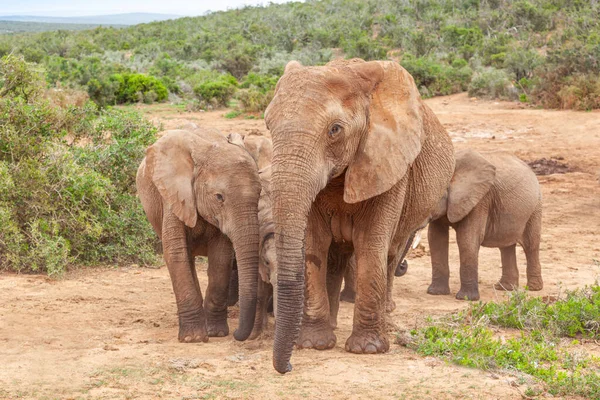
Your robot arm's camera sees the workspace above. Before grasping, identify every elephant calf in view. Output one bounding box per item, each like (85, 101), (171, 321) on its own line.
(427, 149), (543, 301)
(136, 129), (261, 343)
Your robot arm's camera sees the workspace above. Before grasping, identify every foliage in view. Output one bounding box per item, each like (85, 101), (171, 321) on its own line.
(403, 282), (600, 398)
(111, 73), (168, 104)
(470, 285), (600, 338)
(193, 74), (237, 107)
(3, 1), (600, 110)
(0, 55), (158, 275)
(468, 67), (516, 99)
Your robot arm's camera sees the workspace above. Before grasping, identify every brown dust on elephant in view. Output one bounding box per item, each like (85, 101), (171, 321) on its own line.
(264, 59), (455, 373)
(426, 149), (543, 301)
(224, 132), (274, 309)
(136, 129), (261, 343)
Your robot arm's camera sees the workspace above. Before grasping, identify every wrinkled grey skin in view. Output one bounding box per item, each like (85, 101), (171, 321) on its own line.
(136, 129), (260, 343)
(339, 231), (418, 305)
(225, 133), (278, 339)
(427, 149), (543, 301)
(265, 59), (455, 373)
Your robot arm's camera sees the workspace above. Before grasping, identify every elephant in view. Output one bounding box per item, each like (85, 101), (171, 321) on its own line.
(264, 58), (455, 373)
(136, 128), (261, 343)
(242, 131), (273, 170)
(426, 149), (543, 301)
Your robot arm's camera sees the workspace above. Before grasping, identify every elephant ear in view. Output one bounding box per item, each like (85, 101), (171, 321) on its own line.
(146, 130), (205, 228)
(447, 149), (496, 223)
(344, 61), (425, 204)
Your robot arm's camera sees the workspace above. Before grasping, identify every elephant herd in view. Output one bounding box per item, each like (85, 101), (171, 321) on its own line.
(136, 58), (543, 374)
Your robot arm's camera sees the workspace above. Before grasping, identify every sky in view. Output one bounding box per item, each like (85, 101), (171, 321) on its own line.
(0, 0), (297, 17)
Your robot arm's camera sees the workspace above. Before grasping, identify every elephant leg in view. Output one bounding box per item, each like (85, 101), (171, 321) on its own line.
(227, 259), (239, 306)
(162, 212), (207, 343)
(249, 279), (271, 340)
(326, 249), (351, 329)
(297, 211), (335, 350)
(427, 220), (451, 295)
(495, 245), (519, 291)
(339, 254), (356, 303)
(523, 205), (543, 291)
(204, 234), (233, 337)
(345, 247), (390, 354)
(455, 220), (483, 301)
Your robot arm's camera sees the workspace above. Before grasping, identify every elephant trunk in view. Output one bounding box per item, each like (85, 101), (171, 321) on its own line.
(230, 204), (260, 341)
(271, 148), (326, 374)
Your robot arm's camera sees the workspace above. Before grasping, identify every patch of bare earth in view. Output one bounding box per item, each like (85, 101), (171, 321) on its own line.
(1, 93), (599, 399)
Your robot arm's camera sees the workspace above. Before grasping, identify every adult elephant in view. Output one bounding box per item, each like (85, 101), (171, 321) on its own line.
(264, 59), (455, 373)
(136, 129), (260, 343)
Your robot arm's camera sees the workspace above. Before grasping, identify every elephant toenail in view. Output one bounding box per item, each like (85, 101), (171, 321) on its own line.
(364, 344), (377, 354)
(302, 340), (312, 348)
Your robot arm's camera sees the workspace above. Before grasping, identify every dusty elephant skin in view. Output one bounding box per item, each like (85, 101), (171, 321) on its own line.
(427, 149), (543, 301)
(136, 129), (261, 343)
(264, 59), (455, 373)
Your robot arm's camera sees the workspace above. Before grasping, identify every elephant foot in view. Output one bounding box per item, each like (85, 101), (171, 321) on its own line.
(178, 321), (209, 343)
(494, 280), (518, 291)
(526, 277), (543, 291)
(345, 329), (389, 354)
(339, 287), (356, 303)
(456, 285), (480, 301)
(248, 327), (263, 341)
(385, 298), (396, 313)
(206, 318), (229, 337)
(427, 282), (450, 296)
(296, 322), (336, 350)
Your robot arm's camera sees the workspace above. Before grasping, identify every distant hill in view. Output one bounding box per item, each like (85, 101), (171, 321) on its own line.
(0, 13), (181, 26)
(0, 20), (126, 33)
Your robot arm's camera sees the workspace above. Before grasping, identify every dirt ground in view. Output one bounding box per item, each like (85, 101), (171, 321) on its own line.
(1, 94), (599, 400)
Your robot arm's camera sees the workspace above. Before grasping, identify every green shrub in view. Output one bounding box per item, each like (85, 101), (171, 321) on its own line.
(236, 88), (274, 113)
(193, 74), (238, 107)
(401, 54), (472, 97)
(112, 73), (168, 104)
(0, 55), (158, 275)
(468, 67), (515, 99)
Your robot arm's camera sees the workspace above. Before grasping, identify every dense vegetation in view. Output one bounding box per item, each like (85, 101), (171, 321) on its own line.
(0, 55), (158, 275)
(1, 0), (600, 110)
(402, 280), (600, 398)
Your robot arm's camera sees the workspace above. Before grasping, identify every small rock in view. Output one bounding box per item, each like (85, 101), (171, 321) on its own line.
(103, 344), (119, 351)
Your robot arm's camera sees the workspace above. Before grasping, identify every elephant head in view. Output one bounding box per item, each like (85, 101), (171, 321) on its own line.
(431, 149), (497, 223)
(264, 59), (428, 373)
(243, 132), (273, 170)
(146, 129), (261, 340)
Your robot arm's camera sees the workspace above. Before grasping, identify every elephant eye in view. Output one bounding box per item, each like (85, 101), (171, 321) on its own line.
(215, 193), (224, 202)
(328, 124), (342, 137)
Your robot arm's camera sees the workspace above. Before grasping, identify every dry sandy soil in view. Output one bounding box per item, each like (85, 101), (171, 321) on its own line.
(1, 94), (599, 400)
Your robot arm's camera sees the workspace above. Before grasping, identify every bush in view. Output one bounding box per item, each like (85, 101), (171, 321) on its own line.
(112, 73), (168, 104)
(236, 88), (274, 112)
(468, 67), (516, 99)
(0, 55), (158, 275)
(193, 74), (238, 107)
(401, 54), (472, 97)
